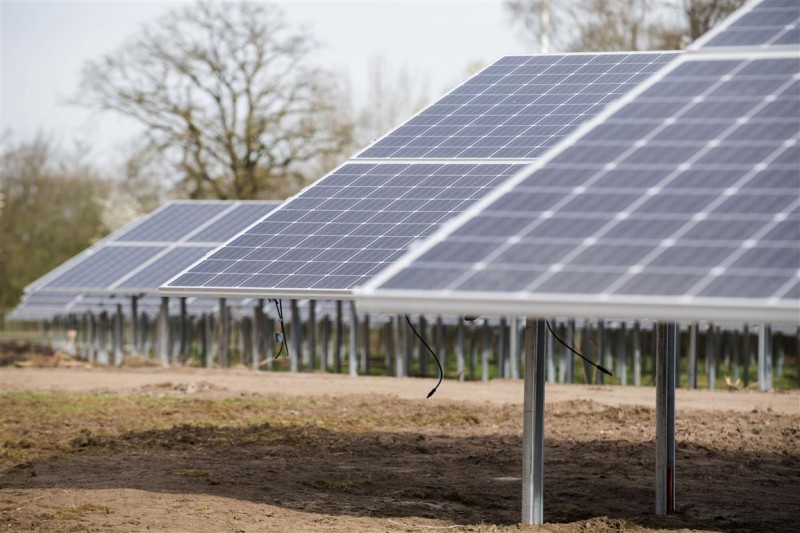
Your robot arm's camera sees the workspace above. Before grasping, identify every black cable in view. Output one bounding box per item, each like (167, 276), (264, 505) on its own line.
(545, 319), (612, 376)
(269, 299), (289, 359)
(404, 315), (443, 398)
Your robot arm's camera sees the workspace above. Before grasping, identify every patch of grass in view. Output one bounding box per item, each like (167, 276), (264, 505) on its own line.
(444, 490), (476, 506)
(41, 503), (115, 519)
(303, 475), (373, 492)
(401, 488), (432, 499)
(171, 467), (220, 485)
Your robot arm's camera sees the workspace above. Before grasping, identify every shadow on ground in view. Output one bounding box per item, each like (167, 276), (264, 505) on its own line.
(1, 420), (797, 532)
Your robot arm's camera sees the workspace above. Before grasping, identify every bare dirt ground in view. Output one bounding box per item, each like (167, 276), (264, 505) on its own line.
(1, 366), (798, 533)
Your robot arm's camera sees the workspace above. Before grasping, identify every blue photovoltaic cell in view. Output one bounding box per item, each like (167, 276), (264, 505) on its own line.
(374, 55), (800, 304)
(26, 201), (278, 295)
(165, 163), (525, 291)
(113, 203), (230, 242)
(702, 0), (800, 49)
(188, 202), (279, 242)
(357, 53), (676, 160)
(41, 246), (165, 289)
(116, 246), (214, 289)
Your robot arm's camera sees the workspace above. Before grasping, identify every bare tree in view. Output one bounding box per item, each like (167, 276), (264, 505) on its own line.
(505, 0), (745, 52)
(356, 57), (430, 147)
(0, 134), (110, 310)
(75, 2), (354, 200)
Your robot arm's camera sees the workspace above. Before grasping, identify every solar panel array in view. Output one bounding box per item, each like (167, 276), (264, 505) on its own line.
(357, 53), (674, 160)
(697, 0), (800, 49)
(26, 201), (278, 295)
(163, 53), (681, 299)
(166, 163), (524, 293)
(358, 48), (800, 322)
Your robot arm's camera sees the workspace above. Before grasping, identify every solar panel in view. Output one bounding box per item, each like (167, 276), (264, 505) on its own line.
(11, 290), (251, 321)
(357, 51), (800, 323)
(114, 246), (215, 291)
(163, 163), (525, 297)
(113, 203), (231, 242)
(356, 53), (676, 160)
(693, 0), (800, 49)
(26, 201), (279, 295)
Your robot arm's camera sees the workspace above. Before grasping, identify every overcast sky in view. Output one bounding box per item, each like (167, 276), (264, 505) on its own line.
(1, 1), (527, 166)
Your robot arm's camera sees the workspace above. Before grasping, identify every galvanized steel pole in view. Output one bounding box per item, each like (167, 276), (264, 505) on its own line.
(522, 318), (546, 525)
(655, 322), (677, 515)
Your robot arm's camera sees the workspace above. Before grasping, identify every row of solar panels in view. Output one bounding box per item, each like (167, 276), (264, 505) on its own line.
(15, 0), (799, 325)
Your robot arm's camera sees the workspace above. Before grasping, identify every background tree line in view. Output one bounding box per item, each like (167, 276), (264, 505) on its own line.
(1, 0), (743, 313)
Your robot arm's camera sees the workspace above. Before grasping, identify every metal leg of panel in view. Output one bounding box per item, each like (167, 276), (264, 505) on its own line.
(521, 318), (546, 525)
(582, 321), (594, 384)
(510, 316), (520, 380)
(290, 300), (301, 372)
(706, 323), (716, 391)
(321, 314), (331, 373)
(157, 297), (169, 367)
(129, 296), (139, 357)
(113, 304), (124, 366)
(688, 322), (698, 389)
(546, 318), (555, 384)
(617, 322), (627, 386)
(499, 317), (508, 379)
(655, 322), (677, 515)
(417, 315), (427, 377)
(335, 301), (343, 374)
(597, 320), (606, 385)
(481, 320), (491, 383)
(758, 323), (772, 391)
(349, 301), (358, 376)
(362, 312), (370, 375)
(308, 300), (317, 371)
(456, 317), (466, 381)
(385, 318), (394, 376)
(395, 315), (405, 377)
(633, 321), (642, 387)
(435, 316), (445, 370)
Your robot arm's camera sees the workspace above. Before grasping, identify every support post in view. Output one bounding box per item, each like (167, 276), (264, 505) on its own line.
(758, 323), (772, 391)
(349, 300), (358, 376)
(362, 312), (371, 374)
(499, 317), (508, 379)
(707, 323), (716, 390)
(687, 322), (698, 389)
(481, 320), (491, 382)
(308, 300), (317, 371)
(418, 315), (427, 377)
(582, 320), (594, 384)
(156, 298), (169, 366)
(597, 320), (606, 384)
(617, 322), (627, 385)
(178, 297), (189, 363)
(335, 301), (343, 373)
(522, 318), (546, 525)
(130, 296), (139, 356)
(253, 301), (264, 370)
(456, 316), (465, 381)
(113, 304), (124, 366)
(546, 318), (555, 384)
(321, 314), (331, 373)
(291, 300), (301, 372)
(655, 322), (677, 515)
(510, 316), (520, 380)
(404, 314), (413, 376)
(218, 298), (229, 367)
(395, 315), (406, 377)
(633, 321), (642, 387)
(435, 316), (445, 369)
(385, 318), (395, 376)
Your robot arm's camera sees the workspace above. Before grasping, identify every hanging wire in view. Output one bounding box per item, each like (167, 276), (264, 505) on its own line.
(405, 315), (444, 398)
